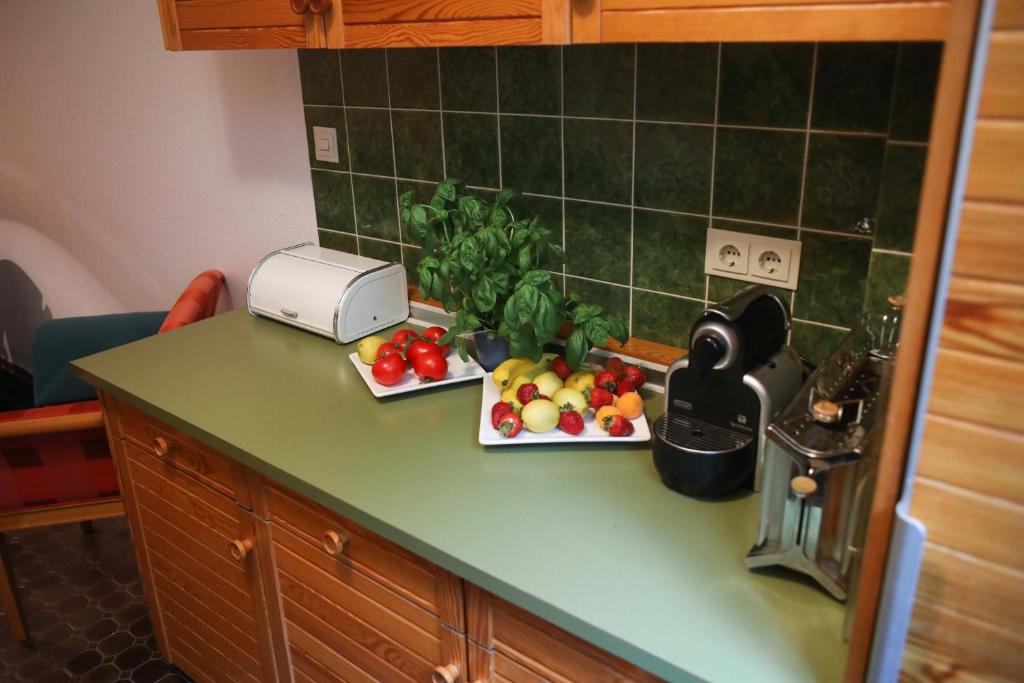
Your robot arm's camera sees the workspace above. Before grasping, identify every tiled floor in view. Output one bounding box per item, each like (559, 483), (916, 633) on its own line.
(0, 519), (190, 682)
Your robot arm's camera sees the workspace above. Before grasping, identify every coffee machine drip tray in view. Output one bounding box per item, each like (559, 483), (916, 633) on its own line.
(655, 413), (751, 455)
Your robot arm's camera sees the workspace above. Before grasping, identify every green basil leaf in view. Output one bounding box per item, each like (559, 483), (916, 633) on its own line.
(521, 270), (550, 287)
(571, 303), (603, 323)
(534, 294), (560, 342)
(457, 341), (470, 362)
(584, 318), (610, 345)
(517, 244), (534, 272)
(516, 285), (539, 319)
(436, 178), (461, 201)
(565, 328), (588, 370)
(607, 315), (629, 344)
(473, 276), (497, 312)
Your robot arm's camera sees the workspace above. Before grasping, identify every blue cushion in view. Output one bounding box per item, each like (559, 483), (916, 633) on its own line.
(32, 311), (167, 407)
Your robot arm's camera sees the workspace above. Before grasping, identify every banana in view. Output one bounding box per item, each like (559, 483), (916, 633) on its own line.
(508, 358), (551, 384)
(492, 357), (531, 389)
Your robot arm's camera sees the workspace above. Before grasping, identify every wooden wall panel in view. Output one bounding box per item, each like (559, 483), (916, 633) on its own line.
(904, 3), (1024, 677)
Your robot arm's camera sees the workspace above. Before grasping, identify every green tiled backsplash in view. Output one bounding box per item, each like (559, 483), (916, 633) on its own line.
(298, 42), (940, 364)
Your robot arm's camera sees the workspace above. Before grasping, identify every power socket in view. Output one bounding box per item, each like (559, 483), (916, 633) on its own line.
(704, 228), (801, 290)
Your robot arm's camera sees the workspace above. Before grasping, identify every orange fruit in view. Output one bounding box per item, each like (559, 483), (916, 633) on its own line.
(616, 392), (644, 420)
(595, 405), (621, 431)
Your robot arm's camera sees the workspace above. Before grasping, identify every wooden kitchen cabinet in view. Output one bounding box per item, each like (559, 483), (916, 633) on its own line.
(466, 585), (662, 682)
(156, 0), (330, 50)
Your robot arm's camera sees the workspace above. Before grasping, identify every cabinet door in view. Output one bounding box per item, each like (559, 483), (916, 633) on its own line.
(156, 0), (327, 50)
(335, 0), (570, 48)
(120, 443), (280, 682)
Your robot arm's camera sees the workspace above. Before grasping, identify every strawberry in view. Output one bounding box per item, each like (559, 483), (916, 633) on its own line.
(615, 378), (638, 396)
(623, 365), (647, 388)
(558, 411), (585, 435)
(497, 413), (523, 438)
(595, 371), (618, 392)
(605, 357), (626, 378)
(490, 401), (514, 429)
(551, 356), (571, 380)
(604, 414), (635, 437)
(589, 386), (615, 410)
(517, 383), (541, 405)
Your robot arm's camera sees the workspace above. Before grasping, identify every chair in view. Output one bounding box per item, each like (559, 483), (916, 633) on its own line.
(0, 269), (224, 642)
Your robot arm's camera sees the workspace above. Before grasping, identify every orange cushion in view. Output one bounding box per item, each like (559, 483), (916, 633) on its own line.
(159, 269), (226, 333)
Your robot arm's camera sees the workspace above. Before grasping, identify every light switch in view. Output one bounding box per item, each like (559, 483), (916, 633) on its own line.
(312, 126), (339, 163)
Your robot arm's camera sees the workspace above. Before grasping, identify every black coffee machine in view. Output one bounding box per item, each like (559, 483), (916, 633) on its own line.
(652, 286), (804, 497)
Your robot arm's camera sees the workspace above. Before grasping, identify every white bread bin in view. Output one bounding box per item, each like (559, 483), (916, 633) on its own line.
(246, 243), (408, 343)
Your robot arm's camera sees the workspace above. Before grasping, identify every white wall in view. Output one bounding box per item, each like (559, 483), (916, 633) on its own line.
(0, 0), (316, 370)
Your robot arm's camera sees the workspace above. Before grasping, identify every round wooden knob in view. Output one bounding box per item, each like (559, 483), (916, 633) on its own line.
(888, 294), (906, 309)
(791, 476), (818, 498)
(308, 0), (333, 13)
(153, 436), (170, 457)
(321, 530), (347, 556)
(431, 664), (460, 683)
(812, 400), (840, 424)
(228, 538), (253, 563)
(290, 0), (310, 14)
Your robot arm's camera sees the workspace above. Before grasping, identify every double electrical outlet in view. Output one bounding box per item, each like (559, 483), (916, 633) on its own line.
(703, 228), (802, 290)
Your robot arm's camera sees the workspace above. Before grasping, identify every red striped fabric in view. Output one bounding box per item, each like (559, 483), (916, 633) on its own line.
(158, 269), (225, 333)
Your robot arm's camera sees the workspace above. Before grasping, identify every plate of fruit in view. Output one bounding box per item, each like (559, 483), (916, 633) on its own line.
(350, 326), (485, 398)
(478, 355), (652, 445)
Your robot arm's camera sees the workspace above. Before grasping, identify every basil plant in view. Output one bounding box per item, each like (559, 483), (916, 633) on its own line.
(399, 179), (628, 369)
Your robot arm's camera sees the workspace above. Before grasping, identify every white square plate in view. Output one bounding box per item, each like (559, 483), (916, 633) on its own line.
(478, 372), (652, 445)
(349, 352), (485, 398)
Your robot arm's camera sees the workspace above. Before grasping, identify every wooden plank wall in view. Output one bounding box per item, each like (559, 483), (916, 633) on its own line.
(901, 1), (1024, 680)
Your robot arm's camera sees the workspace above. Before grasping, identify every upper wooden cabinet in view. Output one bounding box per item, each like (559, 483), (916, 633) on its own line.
(156, 0), (331, 50)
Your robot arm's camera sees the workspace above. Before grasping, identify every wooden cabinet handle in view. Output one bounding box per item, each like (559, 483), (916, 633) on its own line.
(321, 530), (347, 556)
(153, 436), (170, 457)
(431, 664), (460, 683)
(308, 0), (332, 13)
(228, 538), (253, 563)
(290, 0), (310, 14)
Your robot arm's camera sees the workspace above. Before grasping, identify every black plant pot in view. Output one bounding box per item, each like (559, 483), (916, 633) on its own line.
(474, 332), (510, 371)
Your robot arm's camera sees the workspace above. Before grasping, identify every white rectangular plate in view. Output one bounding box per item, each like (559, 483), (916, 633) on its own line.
(478, 372), (651, 446)
(349, 352), (485, 398)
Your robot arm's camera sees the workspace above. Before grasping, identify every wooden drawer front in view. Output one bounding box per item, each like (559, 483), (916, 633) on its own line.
(175, 0), (305, 30)
(114, 399), (249, 507)
(468, 587), (661, 683)
(124, 444), (270, 682)
(273, 523), (467, 683)
(264, 479), (464, 629)
(469, 642), (549, 683)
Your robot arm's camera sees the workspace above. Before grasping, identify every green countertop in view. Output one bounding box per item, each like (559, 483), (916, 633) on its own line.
(73, 310), (847, 683)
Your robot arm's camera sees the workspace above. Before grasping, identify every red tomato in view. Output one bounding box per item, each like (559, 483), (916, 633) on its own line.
(375, 342), (399, 359)
(371, 354), (407, 385)
(411, 350), (448, 382)
(391, 329), (419, 346)
(405, 339), (440, 363)
(421, 326), (450, 355)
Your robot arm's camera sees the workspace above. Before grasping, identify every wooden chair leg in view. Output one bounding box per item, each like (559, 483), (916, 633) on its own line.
(0, 533), (28, 643)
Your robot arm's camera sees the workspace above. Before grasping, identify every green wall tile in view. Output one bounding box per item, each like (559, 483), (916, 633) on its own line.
(889, 44), (942, 142)
(443, 113), (499, 188)
(500, 115), (562, 196)
(564, 118), (633, 204)
(713, 128), (804, 224)
(402, 245), (423, 286)
(318, 229), (357, 254)
(790, 322), (848, 365)
(792, 232), (872, 327)
(633, 210), (706, 298)
(707, 277), (792, 304)
(441, 48), (497, 112)
(875, 143), (926, 252)
(813, 43), (898, 133)
(719, 43), (813, 128)
(392, 111), (443, 181)
(512, 194), (563, 236)
(312, 171), (354, 231)
(304, 106), (348, 171)
(299, 50), (343, 106)
(565, 277), (630, 327)
(498, 47), (561, 115)
(636, 44), (716, 124)
(865, 251), (910, 312)
(634, 123), (713, 213)
(352, 175), (398, 240)
(564, 201), (631, 284)
(358, 237), (402, 263)
(801, 134), (886, 232)
(563, 44), (634, 119)
(387, 48), (440, 109)
(346, 108), (394, 176)
(632, 291), (703, 348)
(710, 219), (795, 239)
(341, 49), (388, 107)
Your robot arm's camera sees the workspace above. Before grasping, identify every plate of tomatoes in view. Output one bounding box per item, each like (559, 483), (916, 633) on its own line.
(349, 325), (486, 398)
(477, 354), (652, 446)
